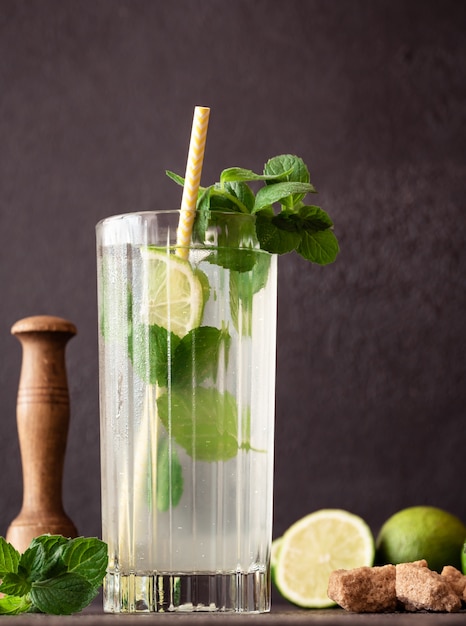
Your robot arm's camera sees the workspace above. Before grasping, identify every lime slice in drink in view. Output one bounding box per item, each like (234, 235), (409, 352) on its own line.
(274, 509), (375, 608)
(141, 248), (204, 337)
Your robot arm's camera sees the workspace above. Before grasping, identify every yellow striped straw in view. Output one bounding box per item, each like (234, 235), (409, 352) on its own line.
(176, 106), (210, 258)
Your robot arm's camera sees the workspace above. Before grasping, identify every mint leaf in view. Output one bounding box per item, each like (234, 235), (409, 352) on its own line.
(27, 535), (68, 579)
(157, 387), (239, 462)
(208, 186), (248, 213)
(130, 322), (180, 386)
(165, 170), (185, 187)
(229, 252), (271, 336)
(255, 212), (302, 254)
(203, 208), (258, 248)
(172, 326), (230, 388)
(222, 181), (255, 213)
(0, 537), (20, 577)
(0, 572), (31, 597)
(156, 437), (184, 512)
(253, 181), (316, 213)
(30, 572), (97, 615)
(18, 542), (48, 582)
(219, 166), (293, 184)
(297, 228), (340, 264)
(61, 537), (107, 589)
(298, 204), (334, 230)
(192, 194), (212, 243)
(29, 534), (68, 554)
(264, 154), (310, 182)
(229, 271), (253, 336)
(0, 595), (32, 615)
(198, 210), (259, 272)
(208, 247), (257, 273)
(264, 154), (312, 208)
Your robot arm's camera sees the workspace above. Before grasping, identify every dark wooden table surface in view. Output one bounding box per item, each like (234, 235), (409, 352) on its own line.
(1, 601), (465, 625)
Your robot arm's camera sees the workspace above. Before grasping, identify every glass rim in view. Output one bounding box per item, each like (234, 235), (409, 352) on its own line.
(96, 209), (256, 230)
(95, 209), (272, 254)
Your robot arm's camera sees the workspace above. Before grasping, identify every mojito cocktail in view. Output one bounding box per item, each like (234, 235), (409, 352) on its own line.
(97, 210), (277, 612)
(97, 151), (339, 613)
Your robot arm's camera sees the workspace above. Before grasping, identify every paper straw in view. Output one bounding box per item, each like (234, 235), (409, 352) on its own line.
(176, 106), (210, 258)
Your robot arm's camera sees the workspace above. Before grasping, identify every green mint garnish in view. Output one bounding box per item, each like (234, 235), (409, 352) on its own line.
(171, 326), (230, 388)
(166, 153), (339, 265)
(129, 322), (181, 386)
(155, 437), (184, 512)
(130, 323), (231, 389)
(230, 251), (271, 336)
(0, 535), (107, 616)
(157, 387), (241, 462)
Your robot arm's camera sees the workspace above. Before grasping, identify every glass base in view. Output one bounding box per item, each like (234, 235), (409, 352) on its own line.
(103, 570), (271, 613)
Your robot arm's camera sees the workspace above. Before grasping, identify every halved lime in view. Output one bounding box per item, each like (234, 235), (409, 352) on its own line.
(274, 509), (375, 608)
(271, 537), (283, 586)
(141, 248), (204, 337)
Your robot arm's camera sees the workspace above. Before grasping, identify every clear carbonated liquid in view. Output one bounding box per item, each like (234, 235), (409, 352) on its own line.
(98, 231), (277, 613)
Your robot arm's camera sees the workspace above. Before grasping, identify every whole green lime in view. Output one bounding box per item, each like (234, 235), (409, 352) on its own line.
(376, 506), (466, 573)
(462, 541), (466, 575)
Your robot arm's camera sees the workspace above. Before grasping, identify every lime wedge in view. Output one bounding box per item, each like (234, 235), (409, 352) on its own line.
(274, 509), (375, 608)
(141, 248), (204, 337)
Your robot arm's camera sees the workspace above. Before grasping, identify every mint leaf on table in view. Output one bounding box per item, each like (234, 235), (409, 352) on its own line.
(0, 537), (20, 578)
(0, 535), (108, 615)
(22, 535), (68, 581)
(0, 572), (31, 598)
(30, 572), (96, 616)
(61, 537), (108, 588)
(0, 595), (32, 615)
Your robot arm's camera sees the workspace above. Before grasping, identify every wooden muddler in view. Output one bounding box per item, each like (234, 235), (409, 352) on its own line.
(6, 315), (78, 552)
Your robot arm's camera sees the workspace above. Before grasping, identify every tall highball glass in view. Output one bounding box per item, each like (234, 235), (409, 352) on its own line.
(96, 210), (277, 613)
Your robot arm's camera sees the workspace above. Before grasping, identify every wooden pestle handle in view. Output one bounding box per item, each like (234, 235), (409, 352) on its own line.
(6, 315), (79, 553)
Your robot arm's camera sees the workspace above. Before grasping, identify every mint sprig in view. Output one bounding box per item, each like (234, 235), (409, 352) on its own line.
(166, 153), (339, 265)
(0, 535), (107, 615)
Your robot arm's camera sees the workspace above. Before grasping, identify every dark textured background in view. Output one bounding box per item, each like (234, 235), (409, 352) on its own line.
(0, 0), (465, 544)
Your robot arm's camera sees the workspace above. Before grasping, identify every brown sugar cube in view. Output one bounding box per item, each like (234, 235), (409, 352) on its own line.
(441, 566), (466, 599)
(396, 562), (462, 612)
(327, 565), (397, 612)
